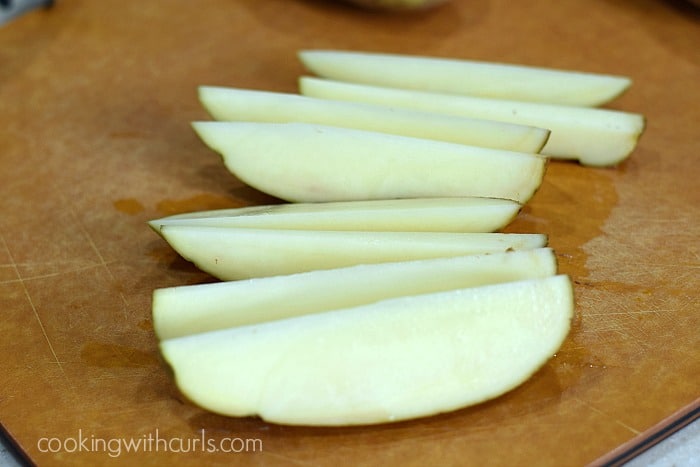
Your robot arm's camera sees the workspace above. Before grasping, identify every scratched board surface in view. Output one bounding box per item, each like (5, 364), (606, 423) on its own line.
(0, 0), (698, 465)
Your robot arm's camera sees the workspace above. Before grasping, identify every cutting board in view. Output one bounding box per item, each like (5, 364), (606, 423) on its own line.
(1, 0), (698, 465)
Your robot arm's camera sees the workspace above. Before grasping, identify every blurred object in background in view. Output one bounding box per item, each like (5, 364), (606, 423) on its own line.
(0, 0), (53, 26)
(340, 0), (450, 11)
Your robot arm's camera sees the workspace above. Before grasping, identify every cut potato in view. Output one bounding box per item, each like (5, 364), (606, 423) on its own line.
(159, 275), (574, 425)
(155, 225), (547, 280)
(198, 86), (549, 153)
(153, 248), (557, 340)
(298, 50), (631, 106)
(192, 122), (547, 203)
(300, 78), (645, 167)
(149, 197), (521, 233)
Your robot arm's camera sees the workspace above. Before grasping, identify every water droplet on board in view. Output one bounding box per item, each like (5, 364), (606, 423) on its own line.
(155, 193), (242, 216)
(114, 198), (145, 215)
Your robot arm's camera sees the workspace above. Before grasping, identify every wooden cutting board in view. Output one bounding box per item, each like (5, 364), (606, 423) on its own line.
(1, 0), (698, 465)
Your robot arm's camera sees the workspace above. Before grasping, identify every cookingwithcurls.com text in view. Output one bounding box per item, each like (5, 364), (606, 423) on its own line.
(36, 429), (263, 458)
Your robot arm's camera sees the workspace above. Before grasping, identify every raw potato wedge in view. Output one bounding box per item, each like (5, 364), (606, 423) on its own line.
(155, 225), (547, 280)
(198, 86), (550, 153)
(159, 275), (574, 426)
(192, 122), (547, 203)
(300, 78), (645, 167)
(149, 197), (521, 233)
(298, 50), (631, 106)
(153, 248), (558, 340)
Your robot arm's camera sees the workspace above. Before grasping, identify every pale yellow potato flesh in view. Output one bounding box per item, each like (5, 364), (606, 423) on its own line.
(192, 122), (547, 203)
(300, 78), (645, 167)
(159, 275), (574, 426)
(198, 86), (549, 153)
(153, 248), (557, 339)
(155, 225), (547, 280)
(298, 50), (631, 106)
(149, 197), (521, 233)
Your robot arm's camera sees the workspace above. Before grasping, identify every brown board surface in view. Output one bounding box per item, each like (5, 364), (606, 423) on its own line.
(0, 0), (698, 465)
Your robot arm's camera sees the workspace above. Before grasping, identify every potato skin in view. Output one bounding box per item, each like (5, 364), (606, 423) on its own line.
(341, 0), (450, 11)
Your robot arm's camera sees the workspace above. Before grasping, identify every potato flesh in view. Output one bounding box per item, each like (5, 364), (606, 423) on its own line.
(149, 197), (521, 233)
(156, 226), (547, 280)
(300, 77), (645, 167)
(151, 49), (604, 426)
(159, 275), (573, 426)
(198, 86), (549, 153)
(153, 248), (557, 339)
(192, 122), (547, 203)
(298, 50), (631, 106)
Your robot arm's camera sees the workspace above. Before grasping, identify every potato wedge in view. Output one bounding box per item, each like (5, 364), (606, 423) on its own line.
(198, 86), (549, 153)
(153, 248), (557, 339)
(299, 50), (631, 106)
(155, 225), (547, 280)
(300, 77), (645, 167)
(159, 275), (574, 425)
(149, 197), (521, 233)
(192, 122), (547, 203)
